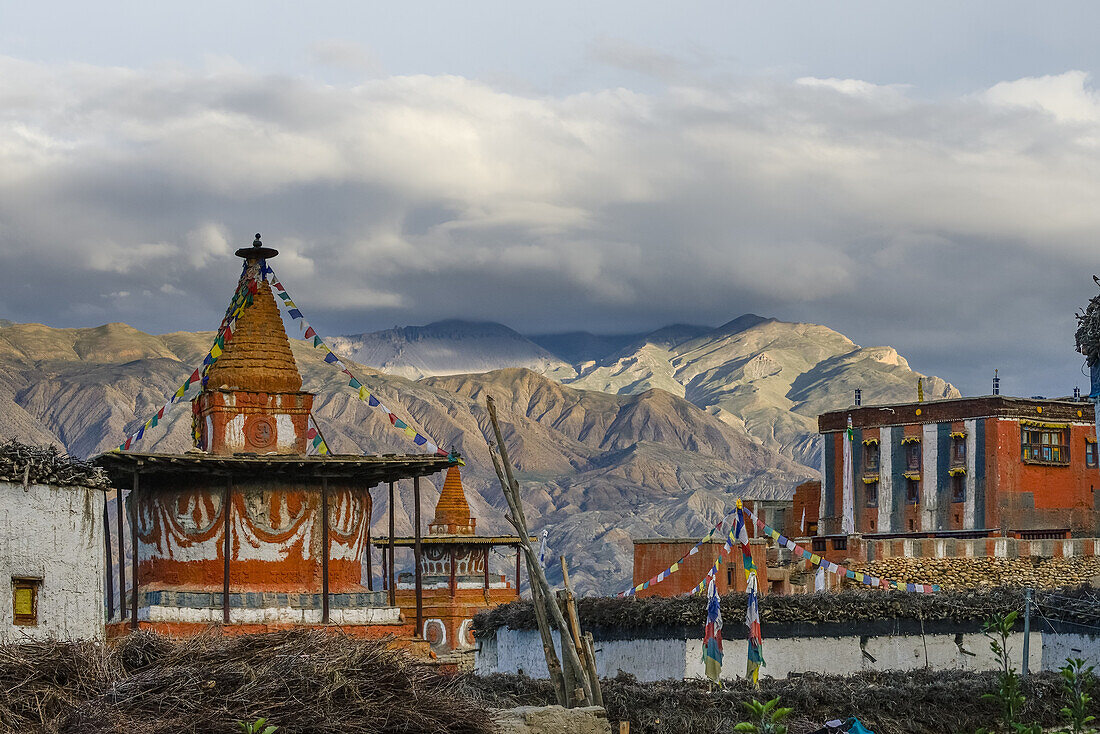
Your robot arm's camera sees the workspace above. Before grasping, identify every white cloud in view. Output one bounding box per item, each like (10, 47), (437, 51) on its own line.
(983, 70), (1100, 122)
(0, 59), (1096, 395)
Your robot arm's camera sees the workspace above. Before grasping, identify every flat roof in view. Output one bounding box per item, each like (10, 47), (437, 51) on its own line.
(819, 395), (1095, 432)
(93, 451), (455, 489)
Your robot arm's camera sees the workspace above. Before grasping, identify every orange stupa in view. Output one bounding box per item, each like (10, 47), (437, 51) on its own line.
(429, 466), (476, 535)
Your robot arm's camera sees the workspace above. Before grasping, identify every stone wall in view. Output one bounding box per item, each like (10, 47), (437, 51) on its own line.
(0, 480), (105, 641)
(477, 625), (1085, 682)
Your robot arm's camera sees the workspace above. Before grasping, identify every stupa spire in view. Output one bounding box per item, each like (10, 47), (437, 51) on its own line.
(429, 466), (476, 535)
(204, 234), (303, 394)
(194, 234), (314, 455)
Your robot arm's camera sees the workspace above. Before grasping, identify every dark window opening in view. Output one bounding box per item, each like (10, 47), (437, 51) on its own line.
(1087, 442), (1097, 468)
(870, 519), (876, 531)
(832, 537), (848, 550)
(952, 437), (967, 463)
(865, 481), (878, 508)
(863, 443), (880, 472)
(12, 578), (39, 627)
(906, 478), (920, 504)
(812, 538), (826, 552)
(906, 442), (922, 470)
(952, 474), (966, 503)
(1022, 427), (1068, 464)
(727, 568), (735, 588)
(908, 519), (916, 531)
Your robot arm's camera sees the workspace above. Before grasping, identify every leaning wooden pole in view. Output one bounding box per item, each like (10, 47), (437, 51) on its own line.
(486, 395), (594, 707)
(487, 442), (567, 706)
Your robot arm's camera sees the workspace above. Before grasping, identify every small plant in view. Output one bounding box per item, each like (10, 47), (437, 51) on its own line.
(1059, 658), (1097, 734)
(734, 697), (792, 734)
(237, 718), (277, 734)
(976, 612), (1041, 734)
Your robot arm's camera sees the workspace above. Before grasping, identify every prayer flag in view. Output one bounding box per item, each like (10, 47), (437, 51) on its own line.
(703, 575), (723, 683)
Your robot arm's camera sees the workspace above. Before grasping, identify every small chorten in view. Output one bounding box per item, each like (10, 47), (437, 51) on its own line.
(429, 466), (476, 535)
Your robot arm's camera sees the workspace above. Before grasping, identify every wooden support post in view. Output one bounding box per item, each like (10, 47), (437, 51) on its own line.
(483, 547), (490, 592)
(223, 476), (232, 625)
(322, 476), (330, 624)
(515, 545), (521, 591)
(449, 546), (457, 598)
(103, 491), (114, 621)
(381, 546), (388, 591)
(365, 487), (373, 591)
(619, 723), (630, 734)
(388, 481), (396, 606)
(116, 488), (126, 621)
(413, 475), (424, 637)
(129, 469), (139, 630)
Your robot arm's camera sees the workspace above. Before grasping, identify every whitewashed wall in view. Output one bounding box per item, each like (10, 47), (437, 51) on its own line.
(0, 480), (105, 642)
(478, 628), (1053, 681)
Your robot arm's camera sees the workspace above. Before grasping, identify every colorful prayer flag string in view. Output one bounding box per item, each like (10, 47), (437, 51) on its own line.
(742, 508), (940, 593)
(115, 268), (258, 452)
(265, 267), (455, 461)
(618, 510), (738, 597)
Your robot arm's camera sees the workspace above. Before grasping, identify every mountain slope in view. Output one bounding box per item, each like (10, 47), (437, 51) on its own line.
(326, 320), (576, 381)
(567, 315), (959, 466)
(0, 321), (812, 592)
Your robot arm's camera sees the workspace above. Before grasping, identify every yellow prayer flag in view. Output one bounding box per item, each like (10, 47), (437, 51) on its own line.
(174, 386), (186, 399)
(810, 554), (821, 565)
(403, 426), (416, 438)
(670, 562), (679, 572)
(358, 386), (369, 401)
(210, 344), (222, 359)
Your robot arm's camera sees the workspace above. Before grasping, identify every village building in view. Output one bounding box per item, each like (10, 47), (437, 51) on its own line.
(372, 465), (524, 654)
(1, 443), (110, 642)
(817, 395), (1098, 539)
(94, 237), (456, 638)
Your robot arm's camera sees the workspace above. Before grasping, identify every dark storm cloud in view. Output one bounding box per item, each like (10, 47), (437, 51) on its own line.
(0, 58), (1097, 397)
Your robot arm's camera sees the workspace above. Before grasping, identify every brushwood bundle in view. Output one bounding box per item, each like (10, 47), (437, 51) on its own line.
(473, 586), (1100, 637)
(0, 631), (495, 734)
(0, 439), (109, 489)
(1076, 275), (1100, 367)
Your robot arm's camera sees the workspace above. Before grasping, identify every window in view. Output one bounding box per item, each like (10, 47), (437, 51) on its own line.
(1088, 442), (1098, 468)
(906, 442), (922, 470)
(812, 537), (827, 552)
(865, 480), (879, 508)
(906, 478), (920, 505)
(952, 437), (967, 463)
(863, 443), (880, 472)
(1021, 426), (1068, 464)
(831, 537), (847, 551)
(952, 474), (966, 503)
(12, 578), (39, 626)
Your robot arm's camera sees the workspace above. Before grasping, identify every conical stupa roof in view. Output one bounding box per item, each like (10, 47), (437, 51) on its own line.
(430, 466), (475, 535)
(204, 269), (303, 394)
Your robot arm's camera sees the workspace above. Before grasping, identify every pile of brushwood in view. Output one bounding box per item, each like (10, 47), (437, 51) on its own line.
(0, 630), (495, 733)
(461, 668), (1074, 734)
(0, 439), (108, 489)
(474, 586), (1100, 637)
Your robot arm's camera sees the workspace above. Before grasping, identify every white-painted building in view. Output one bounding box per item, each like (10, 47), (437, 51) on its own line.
(0, 443), (109, 642)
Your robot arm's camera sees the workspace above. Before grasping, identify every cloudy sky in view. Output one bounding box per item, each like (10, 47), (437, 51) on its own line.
(2, 2), (1099, 397)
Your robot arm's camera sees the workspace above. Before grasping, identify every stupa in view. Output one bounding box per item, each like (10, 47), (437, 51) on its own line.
(373, 465), (525, 653)
(96, 235), (456, 637)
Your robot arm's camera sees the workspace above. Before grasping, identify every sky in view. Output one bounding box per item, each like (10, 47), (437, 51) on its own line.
(1, 2), (1099, 398)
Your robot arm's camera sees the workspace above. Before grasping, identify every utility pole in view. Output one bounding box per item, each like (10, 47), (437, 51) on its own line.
(1022, 588), (1032, 677)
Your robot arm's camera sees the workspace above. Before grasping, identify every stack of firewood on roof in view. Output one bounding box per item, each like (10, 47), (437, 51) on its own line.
(0, 440), (109, 489)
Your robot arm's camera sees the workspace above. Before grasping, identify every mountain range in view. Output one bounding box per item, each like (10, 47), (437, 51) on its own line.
(0, 314), (955, 592)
